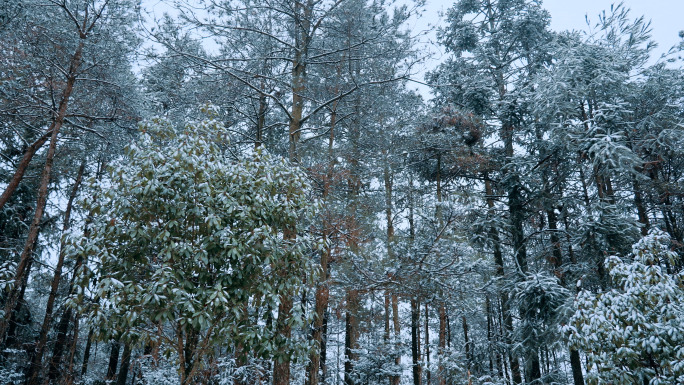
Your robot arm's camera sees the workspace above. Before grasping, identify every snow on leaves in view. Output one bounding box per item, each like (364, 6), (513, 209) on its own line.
(68, 111), (320, 382)
(565, 230), (684, 385)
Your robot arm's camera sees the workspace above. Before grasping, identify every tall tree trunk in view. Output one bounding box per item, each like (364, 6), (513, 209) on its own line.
(570, 349), (585, 385)
(409, 175), (421, 385)
(116, 343), (132, 385)
(463, 315), (471, 369)
(411, 298), (422, 385)
(0, 130), (52, 212)
(578, 165), (608, 288)
(486, 296), (494, 374)
(485, 177), (522, 384)
(80, 328), (94, 378)
(47, 307), (73, 382)
(506, 166), (540, 382)
(287, 0), (312, 163)
(106, 342), (122, 381)
(437, 305), (446, 385)
(4, 243), (34, 349)
(321, 306), (329, 383)
(384, 292), (391, 342)
(62, 315), (79, 385)
(305, 243), (330, 385)
(344, 289), (360, 385)
(0, 39), (84, 343)
(391, 293), (401, 385)
(275, 3), (312, 382)
(425, 303), (430, 385)
(546, 192), (585, 385)
(26, 160), (85, 385)
(343, 59), (364, 385)
(48, 225), (88, 381)
(305, 98), (339, 385)
(273, 297), (293, 385)
(633, 175), (650, 236)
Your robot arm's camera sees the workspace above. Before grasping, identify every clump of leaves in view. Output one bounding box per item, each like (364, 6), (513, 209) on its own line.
(565, 230), (684, 385)
(69, 111), (320, 384)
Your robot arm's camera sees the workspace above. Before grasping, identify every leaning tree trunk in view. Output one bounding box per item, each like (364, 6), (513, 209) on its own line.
(0, 130), (52, 212)
(0, 39), (84, 344)
(4, 237), (36, 349)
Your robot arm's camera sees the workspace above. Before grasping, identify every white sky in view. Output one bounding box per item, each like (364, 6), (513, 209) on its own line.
(143, 0), (683, 58)
(408, 0), (684, 96)
(142, 0), (684, 96)
(545, 0), (682, 56)
(419, 0), (683, 53)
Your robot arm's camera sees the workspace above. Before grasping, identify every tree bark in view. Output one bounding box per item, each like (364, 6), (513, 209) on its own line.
(321, 306), (329, 383)
(384, 292), (391, 342)
(570, 348), (585, 385)
(47, 307), (73, 382)
(287, 0), (312, 163)
(425, 303), (431, 385)
(486, 296), (495, 375)
(344, 289), (360, 385)
(106, 342), (122, 380)
(463, 315), (471, 367)
(305, 244), (330, 385)
(116, 343), (132, 385)
(62, 315), (79, 385)
(4, 244), (34, 349)
(0, 130), (52, 212)
(411, 298), (422, 385)
(273, 297), (293, 385)
(26, 160), (85, 385)
(391, 293), (401, 385)
(485, 177), (522, 384)
(0, 39), (85, 343)
(305, 82), (339, 385)
(633, 175), (650, 236)
(48, 226), (89, 381)
(80, 328), (94, 378)
(437, 305), (446, 385)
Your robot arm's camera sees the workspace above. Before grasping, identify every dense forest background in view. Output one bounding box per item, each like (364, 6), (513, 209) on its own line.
(1, 0), (684, 384)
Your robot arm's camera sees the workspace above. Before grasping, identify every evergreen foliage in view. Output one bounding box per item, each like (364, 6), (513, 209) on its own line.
(567, 231), (684, 384)
(1, 0), (683, 384)
(70, 111), (319, 383)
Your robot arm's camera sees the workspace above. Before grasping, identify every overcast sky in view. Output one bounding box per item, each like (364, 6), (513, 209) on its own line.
(409, 0), (683, 96)
(143, 0), (682, 58)
(547, 0), (682, 53)
(142, 0), (684, 96)
(424, 0), (682, 49)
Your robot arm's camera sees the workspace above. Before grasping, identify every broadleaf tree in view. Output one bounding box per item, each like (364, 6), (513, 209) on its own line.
(70, 111), (320, 384)
(566, 230), (684, 385)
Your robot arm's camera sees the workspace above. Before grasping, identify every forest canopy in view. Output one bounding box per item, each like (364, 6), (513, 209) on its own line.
(0, 0), (683, 384)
